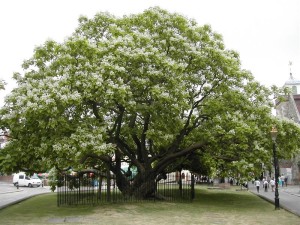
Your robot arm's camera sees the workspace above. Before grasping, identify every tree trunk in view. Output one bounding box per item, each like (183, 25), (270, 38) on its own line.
(114, 171), (157, 199)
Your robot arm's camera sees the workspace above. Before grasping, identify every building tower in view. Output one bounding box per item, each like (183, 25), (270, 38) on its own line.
(275, 62), (300, 184)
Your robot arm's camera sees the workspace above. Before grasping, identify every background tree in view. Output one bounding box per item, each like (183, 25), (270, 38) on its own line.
(1, 7), (300, 198)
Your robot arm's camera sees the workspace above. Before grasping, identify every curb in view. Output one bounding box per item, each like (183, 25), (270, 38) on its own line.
(0, 192), (52, 210)
(249, 191), (300, 217)
(0, 189), (24, 194)
(0, 186), (51, 194)
(282, 190), (300, 197)
(0, 185), (25, 194)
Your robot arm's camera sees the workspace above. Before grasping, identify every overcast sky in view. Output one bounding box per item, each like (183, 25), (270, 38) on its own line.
(0, 0), (299, 106)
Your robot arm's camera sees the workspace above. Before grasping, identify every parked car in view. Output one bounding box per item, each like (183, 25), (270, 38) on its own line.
(13, 173), (42, 187)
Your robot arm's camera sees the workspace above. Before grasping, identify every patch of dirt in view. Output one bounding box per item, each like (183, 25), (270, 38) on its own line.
(47, 217), (82, 224)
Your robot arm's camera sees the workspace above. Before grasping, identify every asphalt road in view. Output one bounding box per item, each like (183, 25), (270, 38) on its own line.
(0, 181), (51, 209)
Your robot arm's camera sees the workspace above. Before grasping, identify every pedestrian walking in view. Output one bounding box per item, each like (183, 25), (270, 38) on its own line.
(278, 177), (282, 187)
(254, 179), (260, 193)
(281, 175), (285, 187)
(284, 176), (288, 187)
(270, 178), (275, 192)
(264, 180), (268, 192)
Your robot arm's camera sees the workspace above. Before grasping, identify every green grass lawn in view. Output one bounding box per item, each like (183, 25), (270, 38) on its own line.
(0, 186), (299, 225)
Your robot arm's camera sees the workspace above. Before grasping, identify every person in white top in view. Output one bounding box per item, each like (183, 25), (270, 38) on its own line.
(262, 177), (266, 189)
(254, 179), (260, 193)
(269, 178), (275, 192)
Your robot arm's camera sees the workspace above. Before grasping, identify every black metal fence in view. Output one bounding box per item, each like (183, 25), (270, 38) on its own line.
(57, 170), (195, 206)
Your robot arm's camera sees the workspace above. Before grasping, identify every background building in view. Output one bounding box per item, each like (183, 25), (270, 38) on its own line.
(275, 70), (300, 184)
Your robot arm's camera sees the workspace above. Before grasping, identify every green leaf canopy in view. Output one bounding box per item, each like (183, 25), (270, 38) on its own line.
(1, 7), (300, 183)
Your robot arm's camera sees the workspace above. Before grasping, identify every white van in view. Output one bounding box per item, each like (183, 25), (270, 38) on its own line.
(13, 173), (42, 187)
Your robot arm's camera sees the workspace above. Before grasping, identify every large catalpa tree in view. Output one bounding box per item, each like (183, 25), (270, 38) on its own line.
(1, 7), (300, 198)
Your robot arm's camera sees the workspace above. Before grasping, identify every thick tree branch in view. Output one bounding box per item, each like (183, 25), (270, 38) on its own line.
(140, 114), (151, 164)
(107, 104), (125, 137)
(116, 137), (136, 159)
(115, 105), (125, 137)
(154, 141), (206, 174)
(127, 113), (142, 159)
(86, 99), (104, 124)
(80, 153), (111, 164)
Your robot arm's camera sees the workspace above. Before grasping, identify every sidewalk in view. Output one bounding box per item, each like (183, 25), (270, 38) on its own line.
(281, 185), (300, 197)
(249, 183), (300, 217)
(0, 181), (52, 210)
(0, 181), (25, 194)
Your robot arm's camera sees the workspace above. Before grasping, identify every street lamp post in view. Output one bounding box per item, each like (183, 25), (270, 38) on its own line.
(270, 126), (280, 210)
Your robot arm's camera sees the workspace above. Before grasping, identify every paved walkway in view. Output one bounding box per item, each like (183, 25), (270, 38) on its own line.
(0, 181), (52, 210)
(248, 183), (300, 217)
